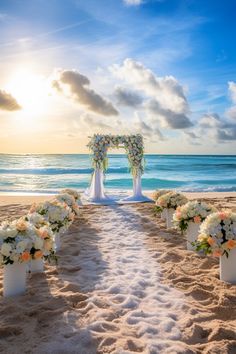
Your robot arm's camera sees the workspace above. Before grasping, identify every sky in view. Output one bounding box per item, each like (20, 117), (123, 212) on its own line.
(0, 0), (236, 154)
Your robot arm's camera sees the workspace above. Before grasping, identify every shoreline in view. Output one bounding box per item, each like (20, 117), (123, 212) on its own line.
(0, 190), (236, 206)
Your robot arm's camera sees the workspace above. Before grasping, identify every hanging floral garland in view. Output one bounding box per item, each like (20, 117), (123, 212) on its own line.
(87, 134), (145, 177)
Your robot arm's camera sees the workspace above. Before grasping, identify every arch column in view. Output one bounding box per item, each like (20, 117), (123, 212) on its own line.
(85, 168), (111, 203)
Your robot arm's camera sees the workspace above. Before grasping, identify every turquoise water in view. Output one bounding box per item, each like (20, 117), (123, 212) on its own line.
(0, 154), (235, 193)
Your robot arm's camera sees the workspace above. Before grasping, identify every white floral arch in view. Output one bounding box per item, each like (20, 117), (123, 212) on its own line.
(85, 134), (151, 203)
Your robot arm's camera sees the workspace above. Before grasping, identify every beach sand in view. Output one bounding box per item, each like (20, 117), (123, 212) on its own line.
(0, 193), (236, 353)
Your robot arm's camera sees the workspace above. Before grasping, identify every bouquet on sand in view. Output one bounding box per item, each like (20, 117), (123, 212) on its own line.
(0, 188), (80, 297)
(56, 192), (80, 216)
(173, 201), (217, 250)
(194, 210), (236, 283)
(0, 218), (55, 296)
(156, 191), (188, 228)
(31, 199), (74, 234)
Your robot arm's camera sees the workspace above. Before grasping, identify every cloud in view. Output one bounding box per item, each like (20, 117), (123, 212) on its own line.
(114, 87), (143, 107)
(111, 58), (189, 113)
(52, 70), (119, 116)
(227, 106), (236, 120)
(199, 113), (221, 128)
(147, 99), (193, 129)
(123, 0), (143, 6)
(184, 131), (199, 139)
(216, 127), (236, 141)
(198, 113), (236, 142)
(228, 81), (236, 104)
(110, 58), (193, 130)
(0, 90), (21, 111)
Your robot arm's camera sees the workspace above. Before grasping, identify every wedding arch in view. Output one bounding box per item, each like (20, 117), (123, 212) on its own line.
(85, 134), (151, 203)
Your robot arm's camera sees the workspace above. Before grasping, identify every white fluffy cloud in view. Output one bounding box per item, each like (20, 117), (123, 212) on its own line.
(111, 58), (192, 131)
(52, 69), (119, 116)
(0, 90), (21, 111)
(111, 58), (189, 114)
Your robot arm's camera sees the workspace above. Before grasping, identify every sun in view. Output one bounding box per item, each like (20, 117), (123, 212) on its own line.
(5, 68), (51, 118)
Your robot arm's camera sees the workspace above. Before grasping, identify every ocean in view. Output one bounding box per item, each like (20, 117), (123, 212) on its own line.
(0, 154), (235, 194)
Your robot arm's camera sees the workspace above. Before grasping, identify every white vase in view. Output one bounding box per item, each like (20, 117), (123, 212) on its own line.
(161, 208), (167, 221)
(220, 248), (236, 284)
(29, 259), (44, 273)
(3, 263), (27, 297)
(55, 233), (61, 251)
(186, 222), (200, 251)
(166, 208), (175, 228)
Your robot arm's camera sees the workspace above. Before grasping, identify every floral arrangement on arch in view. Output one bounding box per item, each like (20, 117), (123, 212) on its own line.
(193, 210), (236, 257)
(87, 134), (145, 177)
(156, 191), (188, 211)
(173, 201), (217, 232)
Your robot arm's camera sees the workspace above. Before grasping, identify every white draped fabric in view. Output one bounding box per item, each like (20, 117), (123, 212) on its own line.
(85, 169), (111, 203)
(121, 173), (152, 203)
(85, 169), (151, 204)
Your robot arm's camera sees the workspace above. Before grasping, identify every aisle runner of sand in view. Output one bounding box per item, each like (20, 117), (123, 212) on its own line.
(72, 205), (185, 353)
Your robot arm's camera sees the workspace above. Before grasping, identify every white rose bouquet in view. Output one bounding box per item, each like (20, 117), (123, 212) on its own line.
(21, 214), (56, 262)
(61, 188), (80, 201)
(194, 210), (236, 257)
(30, 199), (74, 233)
(56, 193), (80, 216)
(173, 201), (217, 232)
(152, 189), (171, 202)
(156, 192), (188, 210)
(0, 219), (51, 265)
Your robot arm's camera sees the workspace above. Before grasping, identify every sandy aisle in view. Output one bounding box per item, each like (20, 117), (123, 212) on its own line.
(0, 196), (236, 353)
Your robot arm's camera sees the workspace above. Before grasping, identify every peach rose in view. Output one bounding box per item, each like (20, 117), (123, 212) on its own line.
(193, 216), (201, 224)
(207, 237), (215, 246)
(226, 239), (236, 250)
(218, 212), (228, 220)
(175, 211), (182, 219)
(16, 220), (28, 232)
(21, 251), (31, 262)
(37, 229), (49, 239)
(34, 250), (43, 259)
(212, 249), (223, 257)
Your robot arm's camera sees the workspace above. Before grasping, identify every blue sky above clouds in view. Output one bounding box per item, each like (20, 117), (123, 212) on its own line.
(0, 0), (236, 153)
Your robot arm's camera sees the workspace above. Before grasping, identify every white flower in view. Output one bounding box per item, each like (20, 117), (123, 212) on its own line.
(1, 243), (12, 257)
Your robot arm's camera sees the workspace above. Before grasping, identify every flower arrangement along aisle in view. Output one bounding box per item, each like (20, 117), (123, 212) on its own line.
(194, 210), (236, 283)
(153, 190), (172, 220)
(0, 218), (54, 296)
(173, 201), (217, 251)
(156, 192), (188, 228)
(87, 134), (145, 177)
(56, 192), (80, 216)
(30, 199), (74, 250)
(61, 188), (80, 202)
(21, 213), (56, 272)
